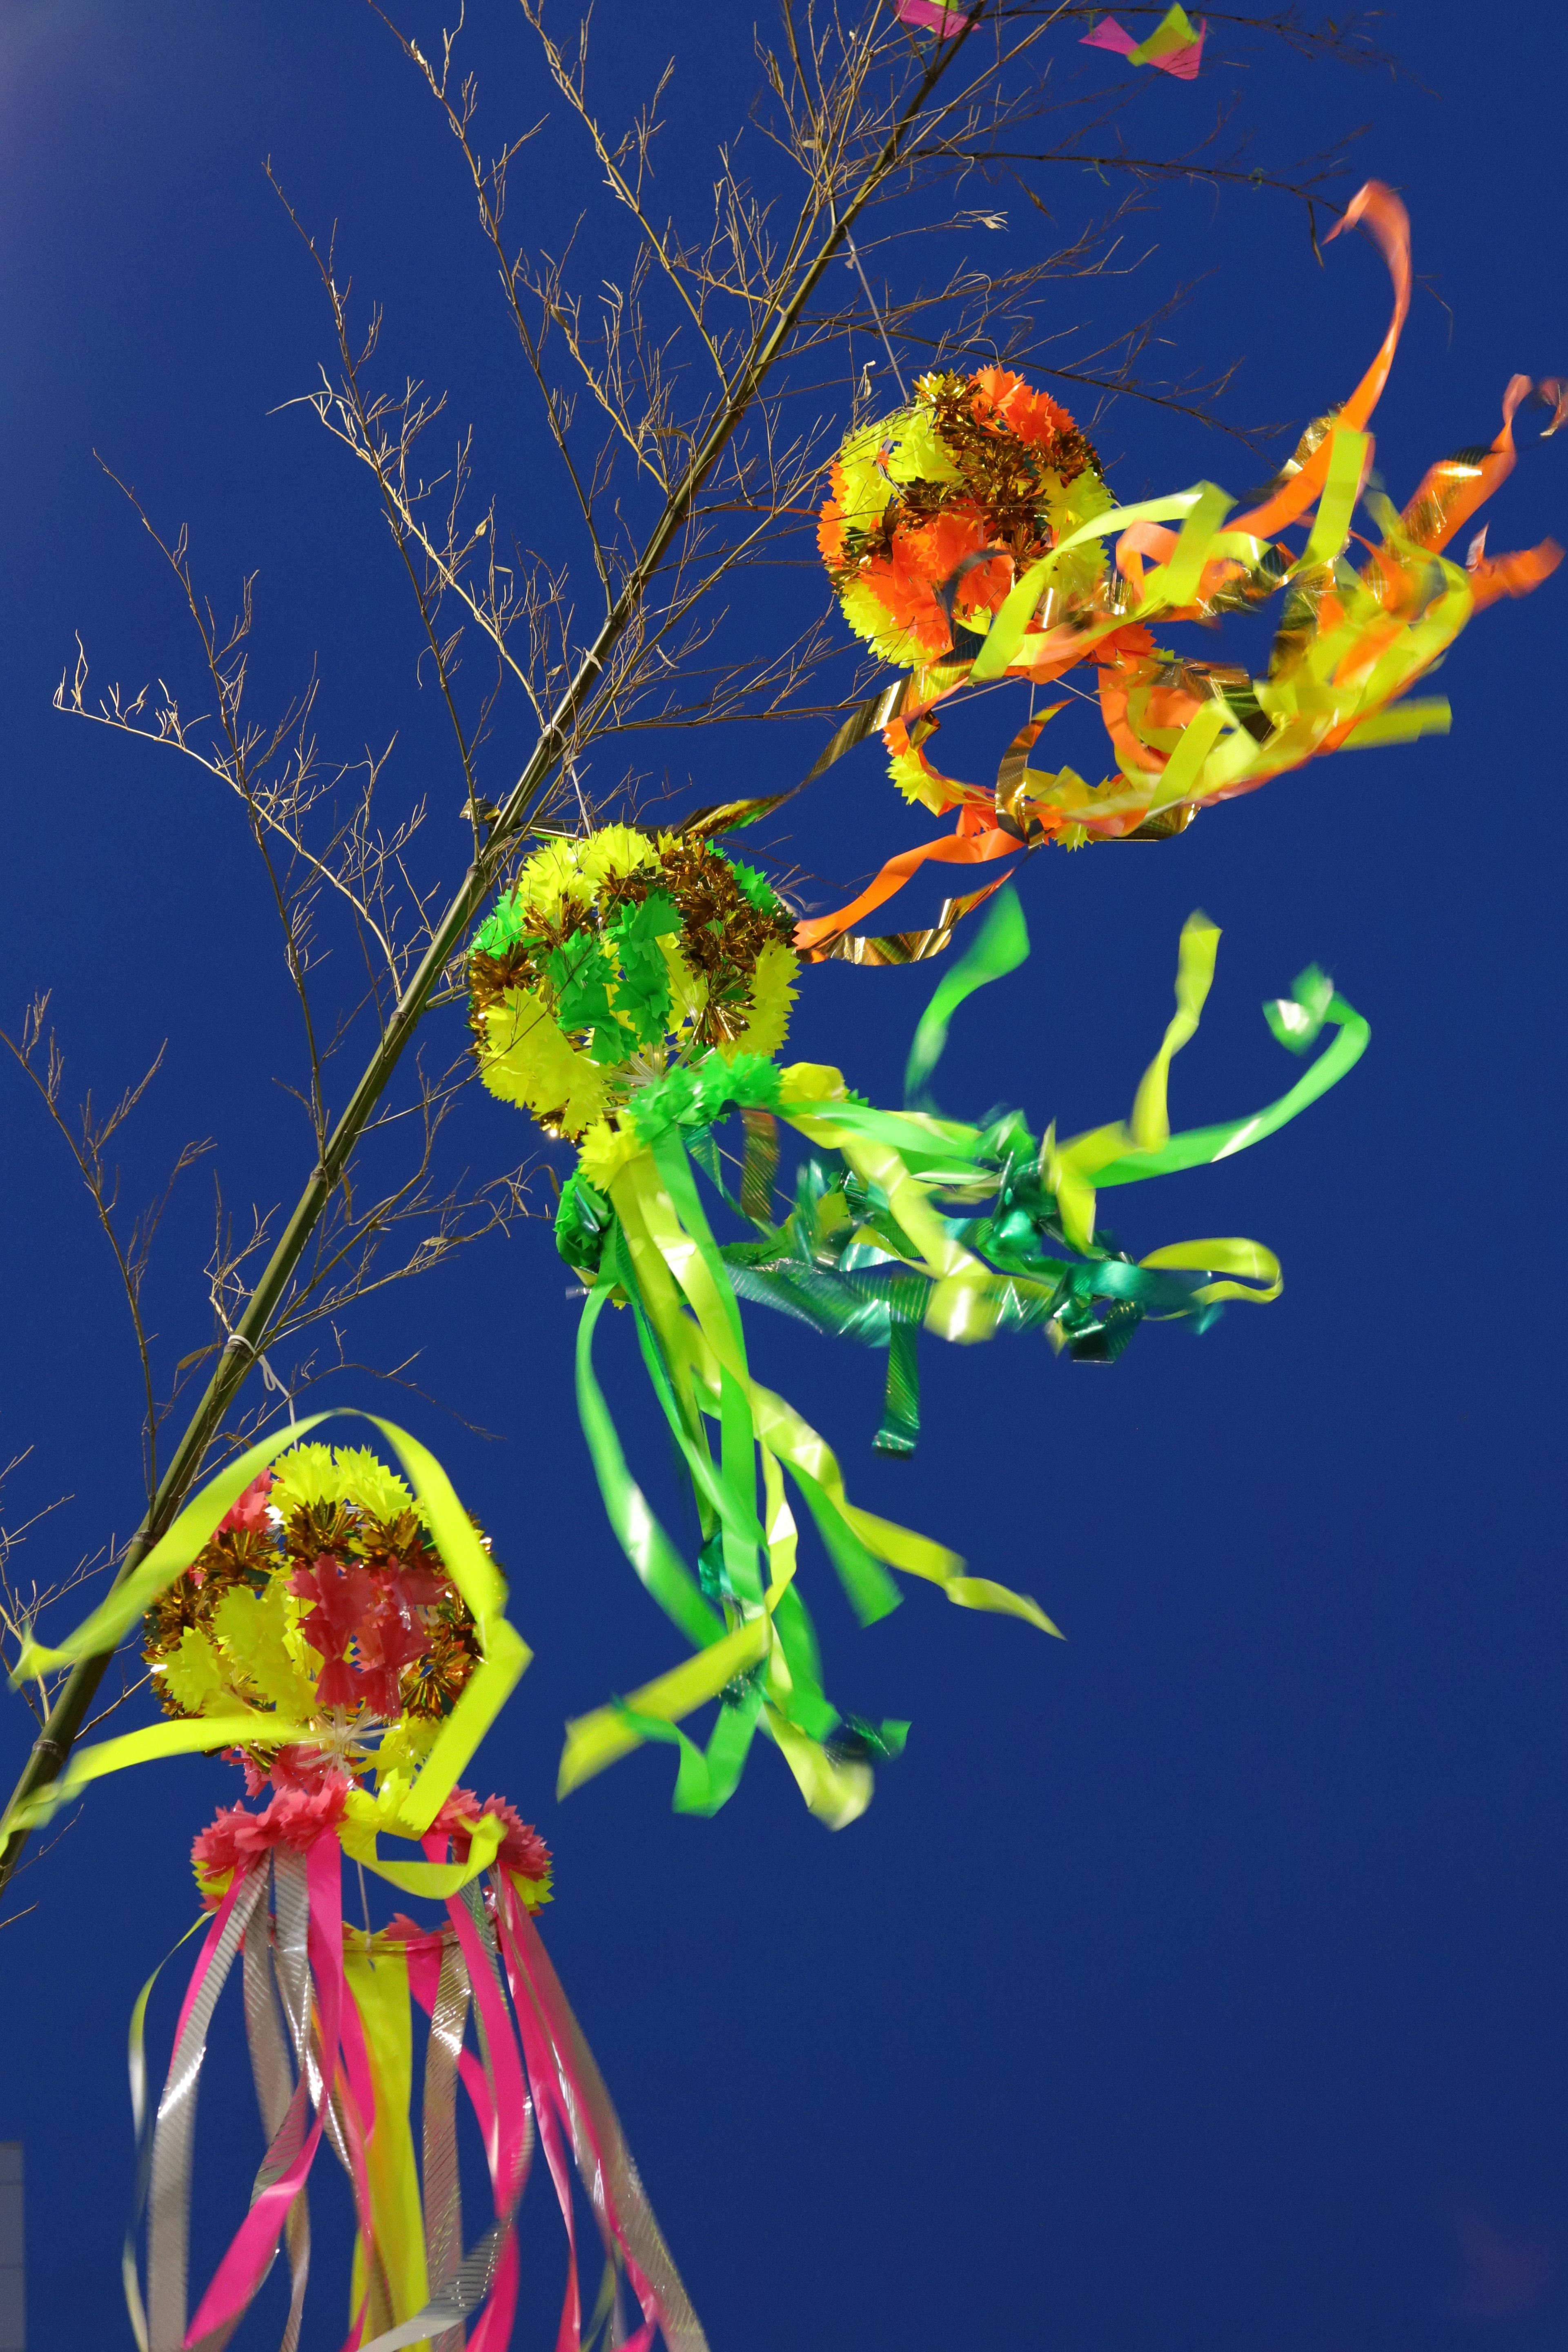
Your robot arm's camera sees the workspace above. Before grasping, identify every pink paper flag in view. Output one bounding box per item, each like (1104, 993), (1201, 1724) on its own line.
(1081, 7), (1206, 78)
(895, 0), (973, 34)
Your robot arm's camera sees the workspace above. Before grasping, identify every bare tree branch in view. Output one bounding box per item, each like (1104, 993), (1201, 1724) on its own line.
(2, 0), (1396, 1896)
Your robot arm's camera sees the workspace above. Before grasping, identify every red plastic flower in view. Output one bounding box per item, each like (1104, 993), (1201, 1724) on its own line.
(291, 1555), (377, 1709)
(191, 1773), (350, 1905)
(432, 1787), (553, 1888)
(354, 1584), (432, 1721)
(218, 1469), (274, 1536)
(288, 1553), (448, 1719)
(269, 1779), (350, 1851)
(269, 1744), (344, 1795)
(384, 1557), (447, 1611)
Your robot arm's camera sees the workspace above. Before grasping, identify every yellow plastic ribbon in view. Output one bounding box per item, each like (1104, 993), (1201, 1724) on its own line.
(1047, 911), (1245, 1251)
(343, 1934), (431, 2331)
(339, 1803), (507, 1900)
(1129, 911), (1221, 1147)
(5, 1713), (325, 1833)
(558, 1613), (773, 1797)
(1138, 1237), (1283, 1306)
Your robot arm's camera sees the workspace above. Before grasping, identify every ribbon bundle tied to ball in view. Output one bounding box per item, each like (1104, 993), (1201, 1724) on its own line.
(784, 180), (1564, 964)
(468, 829), (1368, 1829)
(4, 1416), (707, 2352)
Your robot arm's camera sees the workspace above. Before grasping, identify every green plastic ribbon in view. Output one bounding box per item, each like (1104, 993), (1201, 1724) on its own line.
(903, 884), (1030, 1107)
(557, 1119), (1060, 1823)
(550, 908), (1369, 1828)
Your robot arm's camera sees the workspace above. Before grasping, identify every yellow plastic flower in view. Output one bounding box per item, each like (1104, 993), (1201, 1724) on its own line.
(480, 989), (615, 1138)
(579, 824), (660, 888)
(838, 576), (919, 666)
(513, 837), (593, 923)
(887, 744), (947, 812)
(577, 1118), (644, 1193)
(331, 1446), (416, 1526)
(721, 938), (798, 1061)
(269, 1442), (341, 1517)
(210, 1582), (316, 1715)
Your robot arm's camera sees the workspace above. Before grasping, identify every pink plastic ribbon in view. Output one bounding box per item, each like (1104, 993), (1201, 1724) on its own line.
(443, 1898), (530, 2205)
(333, 1975), (386, 2348)
(497, 1878), (688, 2350)
(168, 1865), (247, 2054)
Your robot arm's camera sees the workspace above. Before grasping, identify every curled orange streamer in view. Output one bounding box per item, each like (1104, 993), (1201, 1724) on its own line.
(1230, 181), (1412, 540)
(793, 822), (1025, 954)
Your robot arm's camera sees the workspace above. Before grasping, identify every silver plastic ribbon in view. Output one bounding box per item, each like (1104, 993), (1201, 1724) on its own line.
(123, 1912), (212, 2352)
(422, 1933), (470, 2352)
(506, 1891), (710, 2352)
(355, 2218), (512, 2352)
(227, 1850), (312, 2352)
(145, 1862), (270, 2352)
(129, 1848), (710, 2352)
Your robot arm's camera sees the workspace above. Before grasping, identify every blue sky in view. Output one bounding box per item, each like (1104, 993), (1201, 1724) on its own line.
(1, 4), (1565, 2347)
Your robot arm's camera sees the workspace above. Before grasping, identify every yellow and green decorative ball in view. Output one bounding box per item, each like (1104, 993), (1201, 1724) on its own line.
(467, 826), (800, 1149)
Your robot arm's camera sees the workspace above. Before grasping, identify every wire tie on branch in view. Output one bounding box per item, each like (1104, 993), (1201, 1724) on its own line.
(220, 1331), (296, 1426)
(830, 196), (909, 401)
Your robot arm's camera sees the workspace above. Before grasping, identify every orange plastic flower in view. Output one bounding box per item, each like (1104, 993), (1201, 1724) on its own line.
(817, 461), (850, 564)
(971, 367), (1079, 448)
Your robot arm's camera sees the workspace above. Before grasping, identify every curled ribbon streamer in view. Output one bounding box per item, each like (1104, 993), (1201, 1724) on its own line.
(574, 1283), (726, 1652)
(796, 181), (1561, 961)
(341, 1808), (507, 1902)
(766, 920), (1359, 1340)
(1232, 183), (1412, 541)
(1130, 911), (1220, 1145)
(556, 1136), (991, 1819)
(791, 825), (1028, 956)
(497, 1880), (709, 2352)
(551, 900), (1366, 1821)
(904, 885), (1031, 1106)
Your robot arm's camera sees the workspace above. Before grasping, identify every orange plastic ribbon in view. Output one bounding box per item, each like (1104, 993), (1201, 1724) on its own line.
(793, 822), (1026, 957)
(1229, 181), (1412, 539)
